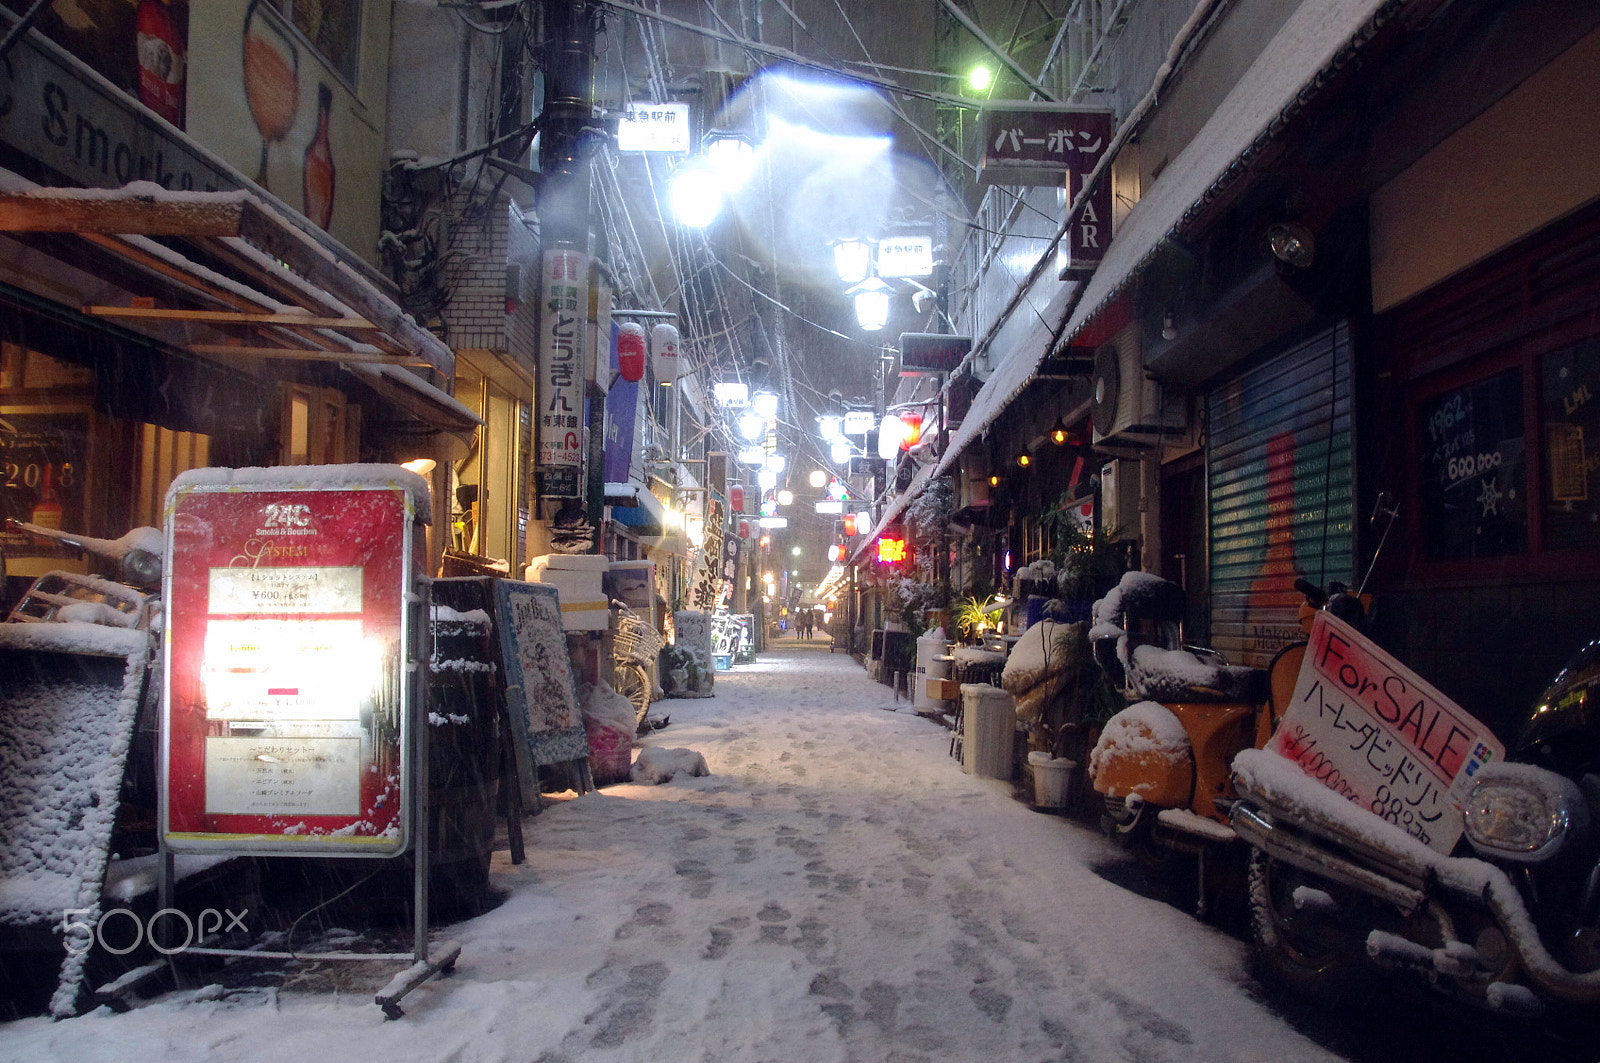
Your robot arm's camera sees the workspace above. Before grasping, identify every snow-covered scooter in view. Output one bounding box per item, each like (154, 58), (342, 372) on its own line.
(1232, 629), (1600, 1032)
(1086, 571), (1274, 907)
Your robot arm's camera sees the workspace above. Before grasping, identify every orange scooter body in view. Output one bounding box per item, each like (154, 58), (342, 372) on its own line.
(1092, 699), (1259, 823)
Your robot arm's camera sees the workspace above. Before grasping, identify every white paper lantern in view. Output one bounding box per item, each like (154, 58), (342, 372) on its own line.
(651, 322), (682, 382)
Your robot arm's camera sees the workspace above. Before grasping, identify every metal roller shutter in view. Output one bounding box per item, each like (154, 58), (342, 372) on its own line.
(1207, 323), (1354, 667)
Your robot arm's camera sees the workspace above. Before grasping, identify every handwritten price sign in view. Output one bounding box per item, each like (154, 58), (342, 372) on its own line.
(1267, 611), (1503, 853)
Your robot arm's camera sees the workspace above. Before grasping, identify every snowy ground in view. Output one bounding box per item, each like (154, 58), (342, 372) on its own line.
(0, 640), (1356, 1063)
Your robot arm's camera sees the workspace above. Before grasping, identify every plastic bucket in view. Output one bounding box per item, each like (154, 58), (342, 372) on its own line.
(1028, 751), (1076, 809)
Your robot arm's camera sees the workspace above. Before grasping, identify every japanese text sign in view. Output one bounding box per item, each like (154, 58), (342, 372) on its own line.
(162, 472), (425, 856)
(537, 249), (588, 495)
(980, 107), (1112, 186)
(1267, 611), (1503, 853)
(617, 102), (691, 152)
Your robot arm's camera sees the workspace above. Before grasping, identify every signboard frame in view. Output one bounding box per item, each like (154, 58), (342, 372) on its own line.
(161, 473), (424, 857)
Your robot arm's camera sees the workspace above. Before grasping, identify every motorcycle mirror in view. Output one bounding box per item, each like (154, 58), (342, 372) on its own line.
(120, 548), (163, 589)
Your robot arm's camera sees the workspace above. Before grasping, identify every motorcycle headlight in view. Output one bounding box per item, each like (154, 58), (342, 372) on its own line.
(1462, 763), (1587, 863)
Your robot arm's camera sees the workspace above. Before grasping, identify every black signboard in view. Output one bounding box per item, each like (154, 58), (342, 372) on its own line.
(1418, 368), (1525, 560)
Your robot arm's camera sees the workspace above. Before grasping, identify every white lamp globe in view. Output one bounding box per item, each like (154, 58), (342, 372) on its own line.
(818, 415), (841, 441)
(830, 439), (852, 464)
(808, 469), (827, 489)
(738, 413), (765, 440)
(877, 414), (904, 459)
(764, 452), (787, 474)
(757, 468), (778, 491)
(752, 391), (780, 419)
(669, 161), (723, 228)
(777, 489), (794, 506)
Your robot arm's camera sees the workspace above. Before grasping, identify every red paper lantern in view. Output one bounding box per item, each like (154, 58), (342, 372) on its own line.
(616, 322), (646, 382)
(843, 514), (857, 537)
(899, 411), (923, 450)
(730, 483), (745, 512)
(739, 520), (750, 539)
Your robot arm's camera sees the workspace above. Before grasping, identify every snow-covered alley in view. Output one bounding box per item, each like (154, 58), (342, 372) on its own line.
(0, 640), (1549, 1063)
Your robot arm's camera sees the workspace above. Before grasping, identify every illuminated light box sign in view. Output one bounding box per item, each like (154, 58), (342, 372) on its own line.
(617, 102), (691, 152)
(162, 466), (428, 857)
(876, 235), (933, 278)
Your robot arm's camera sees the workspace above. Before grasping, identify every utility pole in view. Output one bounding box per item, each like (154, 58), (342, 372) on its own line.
(533, 0), (603, 547)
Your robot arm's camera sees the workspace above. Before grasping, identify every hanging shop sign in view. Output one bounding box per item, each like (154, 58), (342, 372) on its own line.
(616, 102), (692, 153)
(537, 249), (588, 497)
(979, 106), (1112, 187)
(899, 333), (971, 375)
(876, 235), (934, 278)
(1268, 610), (1505, 855)
(161, 467), (428, 856)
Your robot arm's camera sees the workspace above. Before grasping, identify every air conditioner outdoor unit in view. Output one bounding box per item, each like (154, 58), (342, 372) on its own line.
(1090, 326), (1190, 445)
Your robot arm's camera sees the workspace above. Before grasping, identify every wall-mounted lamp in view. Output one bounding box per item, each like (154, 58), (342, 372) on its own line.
(1016, 453), (1032, 468)
(1049, 419), (1070, 445)
(1266, 222), (1315, 269)
(832, 238), (874, 285)
(848, 276), (894, 332)
(988, 474), (1001, 488)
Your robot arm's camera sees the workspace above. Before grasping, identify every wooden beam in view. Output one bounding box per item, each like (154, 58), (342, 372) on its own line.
(0, 195), (245, 237)
(84, 305), (379, 329)
(188, 344), (426, 365)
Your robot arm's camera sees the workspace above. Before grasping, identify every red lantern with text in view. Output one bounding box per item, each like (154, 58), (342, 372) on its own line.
(878, 537), (907, 564)
(730, 483), (745, 512)
(616, 322), (646, 382)
(899, 412), (923, 450)
(739, 519), (750, 539)
(843, 514), (857, 537)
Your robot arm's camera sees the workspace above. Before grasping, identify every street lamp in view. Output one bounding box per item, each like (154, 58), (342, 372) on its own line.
(848, 276), (893, 332)
(831, 238), (873, 284)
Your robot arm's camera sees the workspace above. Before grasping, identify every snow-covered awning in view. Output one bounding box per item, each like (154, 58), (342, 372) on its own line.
(929, 0), (1392, 484)
(0, 175), (456, 378)
(1051, 0), (1392, 355)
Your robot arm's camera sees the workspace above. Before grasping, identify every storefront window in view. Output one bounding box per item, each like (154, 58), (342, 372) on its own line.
(1416, 368), (1525, 561)
(1542, 337), (1600, 551)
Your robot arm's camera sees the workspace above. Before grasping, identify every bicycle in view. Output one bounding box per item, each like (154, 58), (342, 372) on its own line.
(610, 601), (665, 731)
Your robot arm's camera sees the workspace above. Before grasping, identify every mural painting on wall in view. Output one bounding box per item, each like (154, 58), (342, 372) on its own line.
(2, 0), (191, 128)
(242, 0), (342, 229)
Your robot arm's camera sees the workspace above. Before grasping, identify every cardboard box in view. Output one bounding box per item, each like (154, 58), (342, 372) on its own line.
(930, 678), (962, 702)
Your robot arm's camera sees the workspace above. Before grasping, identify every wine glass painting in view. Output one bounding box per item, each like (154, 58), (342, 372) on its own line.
(242, 0), (299, 190)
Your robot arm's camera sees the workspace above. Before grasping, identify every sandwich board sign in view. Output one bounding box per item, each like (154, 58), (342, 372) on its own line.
(161, 466), (429, 857)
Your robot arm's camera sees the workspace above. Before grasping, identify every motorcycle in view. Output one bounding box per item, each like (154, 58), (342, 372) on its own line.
(1231, 625), (1600, 1029)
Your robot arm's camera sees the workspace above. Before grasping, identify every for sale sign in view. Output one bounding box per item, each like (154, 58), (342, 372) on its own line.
(161, 467), (426, 856)
(1267, 611), (1503, 853)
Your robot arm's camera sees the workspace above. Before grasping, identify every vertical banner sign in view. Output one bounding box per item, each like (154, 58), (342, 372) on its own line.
(537, 249), (588, 498)
(162, 469), (425, 856)
(1267, 611), (1504, 854)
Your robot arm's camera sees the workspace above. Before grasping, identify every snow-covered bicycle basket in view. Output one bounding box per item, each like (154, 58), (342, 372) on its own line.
(613, 610), (665, 666)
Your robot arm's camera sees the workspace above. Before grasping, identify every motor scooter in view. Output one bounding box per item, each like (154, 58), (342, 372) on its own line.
(1085, 570), (1370, 904)
(1086, 571), (1274, 884)
(1231, 629), (1600, 1032)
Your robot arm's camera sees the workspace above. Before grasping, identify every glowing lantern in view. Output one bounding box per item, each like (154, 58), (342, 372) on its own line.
(827, 544), (843, 562)
(730, 483), (745, 512)
(739, 519), (750, 539)
(843, 514), (857, 536)
(899, 412), (923, 450)
(878, 537), (907, 564)
(651, 322), (681, 383)
(616, 321), (646, 382)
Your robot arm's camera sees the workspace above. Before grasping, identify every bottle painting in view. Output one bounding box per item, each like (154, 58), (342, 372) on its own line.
(303, 83), (335, 230)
